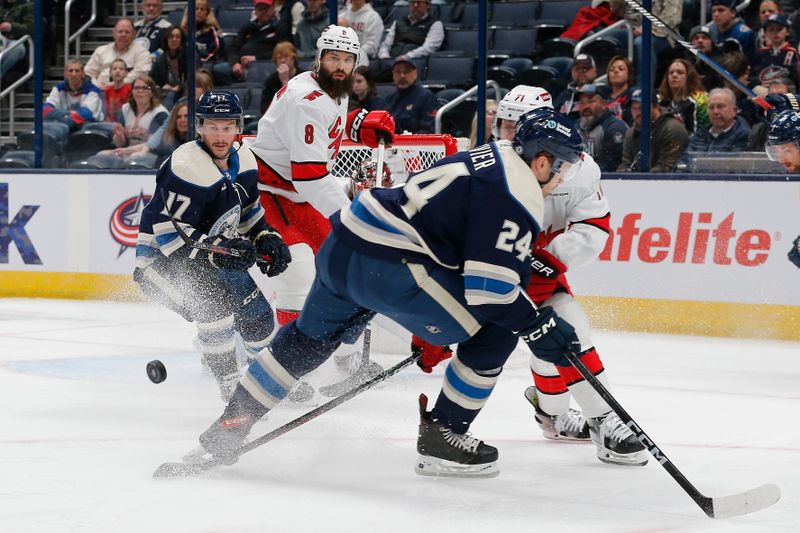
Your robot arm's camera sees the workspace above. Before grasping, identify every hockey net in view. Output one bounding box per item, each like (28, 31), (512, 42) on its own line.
(333, 134), (461, 184)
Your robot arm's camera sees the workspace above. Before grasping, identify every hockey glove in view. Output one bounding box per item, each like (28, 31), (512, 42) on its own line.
(207, 235), (257, 271)
(254, 229), (292, 277)
(519, 306), (580, 368)
(789, 235), (800, 269)
(525, 248), (567, 304)
(347, 109), (395, 148)
(411, 335), (453, 373)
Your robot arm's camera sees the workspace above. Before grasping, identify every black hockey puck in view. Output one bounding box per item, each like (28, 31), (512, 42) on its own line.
(147, 360), (167, 384)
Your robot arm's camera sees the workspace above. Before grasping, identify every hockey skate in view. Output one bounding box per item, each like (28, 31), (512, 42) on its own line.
(215, 371), (241, 403)
(523, 386), (590, 442)
(415, 394), (499, 478)
(588, 412), (648, 466)
(286, 380), (315, 403)
(197, 414), (256, 465)
(321, 351), (384, 397)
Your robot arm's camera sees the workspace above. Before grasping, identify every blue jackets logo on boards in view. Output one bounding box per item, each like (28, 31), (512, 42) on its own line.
(110, 190), (151, 257)
(0, 183), (41, 264)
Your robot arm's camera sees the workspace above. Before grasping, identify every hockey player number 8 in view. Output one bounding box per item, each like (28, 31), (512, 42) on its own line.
(400, 161), (469, 218)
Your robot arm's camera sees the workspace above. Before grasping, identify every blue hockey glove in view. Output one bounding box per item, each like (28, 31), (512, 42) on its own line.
(789, 235), (800, 269)
(254, 229), (291, 277)
(207, 235), (257, 271)
(519, 306), (580, 367)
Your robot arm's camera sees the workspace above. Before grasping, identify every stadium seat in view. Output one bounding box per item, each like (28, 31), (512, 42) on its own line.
(298, 59), (315, 72)
(246, 87), (264, 117)
(225, 87), (251, 111)
(167, 8), (183, 26)
(125, 153), (159, 169)
(439, 99), (476, 138)
(519, 65), (558, 89)
(435, 88), (466, 106)
(579, 37), (622, 74)
(216, 6), (252, 34)
(490, 28), (539, 58)
(244, 60), (277, 86)
(383, 5), (408, 26)
(15, 132), (62, 167)
(536, 0), (589, 28)
(440, 29), (480, 55)
(375, 83), (395, 100)
(490, 1), (538, 27)
(539, 56), (573, 78)
(424, 56), (473, 89)
(0, 150), (34, 168)
(63, 129), (115, 165)
(538, 37), (576, 60)
(488, 66), (517, 89)
(458, 2), (481, 29)
(501, 57), (534, 78)
(433, 3), (458, 26)
(72, 153), (125, 169)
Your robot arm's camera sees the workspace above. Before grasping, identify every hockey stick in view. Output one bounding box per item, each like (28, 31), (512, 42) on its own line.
(622, 0), (769, 108)
(153, 352), (420, 479)
(160, 191), (272, 268)
(564, 350), (780, 518)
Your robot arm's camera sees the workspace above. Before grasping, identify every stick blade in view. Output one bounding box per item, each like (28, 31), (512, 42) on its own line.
(152, 460), (219, 479)
(711, 483), (781, 519)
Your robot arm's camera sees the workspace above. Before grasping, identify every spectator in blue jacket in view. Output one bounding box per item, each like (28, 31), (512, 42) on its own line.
(709, 0), (757, 60)
(576, 83), (628, 172)
(385, 58), (438, 133)
(686, 87), (751, 152)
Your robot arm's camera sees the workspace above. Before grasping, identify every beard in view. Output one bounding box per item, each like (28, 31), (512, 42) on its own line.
(317, 66), (352, 100)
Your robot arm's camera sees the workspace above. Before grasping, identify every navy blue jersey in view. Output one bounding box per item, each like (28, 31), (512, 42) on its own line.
(332, 141), (545, 332)
(136, 140), (266, 268)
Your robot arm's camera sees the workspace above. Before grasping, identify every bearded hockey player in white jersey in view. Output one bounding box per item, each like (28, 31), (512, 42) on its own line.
(192, 110), (585, 478)
(134, 90), (291, 401)
(494, 85), (647, 466)
(244, 25), (395, 397)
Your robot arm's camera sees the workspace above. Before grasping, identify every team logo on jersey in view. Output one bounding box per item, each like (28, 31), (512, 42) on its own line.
(425, 325), (441, 334)
(110, 190), (151, 257)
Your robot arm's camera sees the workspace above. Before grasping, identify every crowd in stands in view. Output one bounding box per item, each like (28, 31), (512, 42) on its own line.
(5, 0), (800, 170)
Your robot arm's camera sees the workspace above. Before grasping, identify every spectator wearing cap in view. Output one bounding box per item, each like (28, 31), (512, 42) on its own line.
(295, 0), (329, 59)
(340, 0), (384, 67)
(378, 0), (444, 62)
(576, 83), (628, 172)
(658, 58), (709, 133)
(385, 58), (439, 133)
(133, 0), (172, 56)
(686, 87), (751, 153)
(215, 0), (291, 86)
(618, 89), (688, 172)
(753, 14), (799, 89)
(756, 0), (783, 48)
(690, 25), (725, 90)
(84, 18), (153, 88)
(553, 53), (598, 120)
(709, 0), (757, 60)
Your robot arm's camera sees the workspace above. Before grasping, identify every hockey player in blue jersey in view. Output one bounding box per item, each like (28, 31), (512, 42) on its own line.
(193, 110), (586, 477)
(765, 108), (800, 268)
(134, 90), (291, 401)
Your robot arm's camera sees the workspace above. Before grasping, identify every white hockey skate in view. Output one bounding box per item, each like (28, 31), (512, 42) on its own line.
(524, 387), (591, 442)
(588, 412), (649, 466)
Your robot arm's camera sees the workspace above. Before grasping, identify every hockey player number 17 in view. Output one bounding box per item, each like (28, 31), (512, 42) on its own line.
(401, 161), (469, 218)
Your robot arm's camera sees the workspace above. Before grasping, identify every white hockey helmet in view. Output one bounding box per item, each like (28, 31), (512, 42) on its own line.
(316, 25), (361, 68)
(493, 85), (553, 140)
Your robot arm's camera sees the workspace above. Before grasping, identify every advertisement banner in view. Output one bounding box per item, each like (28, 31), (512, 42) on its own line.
(568, 179), (800, 306)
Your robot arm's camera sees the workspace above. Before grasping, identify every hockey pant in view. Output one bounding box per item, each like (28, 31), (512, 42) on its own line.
(134, 257), (275, 377)
(238, 232), (517, 432)
(529, 291), (612, 418)
(259, 191), (332, 323)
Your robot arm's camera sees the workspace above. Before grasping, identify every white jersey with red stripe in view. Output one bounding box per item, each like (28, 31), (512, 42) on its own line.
(245, 71), (351, 218)
(538, 153), (611, 269)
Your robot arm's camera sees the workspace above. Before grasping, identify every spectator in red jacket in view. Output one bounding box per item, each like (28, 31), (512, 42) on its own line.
(561, 0), (625, 42)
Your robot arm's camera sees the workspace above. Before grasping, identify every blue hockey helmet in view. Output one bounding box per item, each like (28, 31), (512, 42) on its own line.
(195, 90), (244, 132)
(512, 108), (584, 182)
(765, 109), (800, 162)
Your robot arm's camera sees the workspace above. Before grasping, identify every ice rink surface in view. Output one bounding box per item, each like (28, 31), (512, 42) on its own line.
(0, 298), (798, 533)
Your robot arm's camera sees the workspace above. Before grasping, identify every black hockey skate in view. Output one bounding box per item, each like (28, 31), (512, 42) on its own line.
(198, 413), (256, 465)
(523, 386), (590, 442)
(415, 394), (499, 478)
(588, 412), (648, 466)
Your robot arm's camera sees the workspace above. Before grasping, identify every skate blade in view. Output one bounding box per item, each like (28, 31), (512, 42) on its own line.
(414, 455), (500, 478)
(543, 432), (592, 443)
(596, 447), (649, 467)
